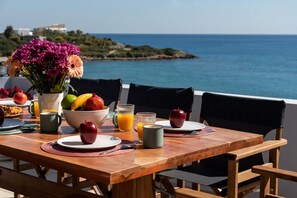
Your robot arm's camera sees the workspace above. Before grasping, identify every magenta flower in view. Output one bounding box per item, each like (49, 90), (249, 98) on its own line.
(12, 39), (83, 94)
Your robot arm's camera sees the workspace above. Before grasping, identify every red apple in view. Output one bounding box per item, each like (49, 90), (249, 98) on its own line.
(85, 93), (104, 110)
(13, 91), (28, 105)
(0, 108), (4, 126)
(169, 109), (186, 128)
(79, 121), (98, 144)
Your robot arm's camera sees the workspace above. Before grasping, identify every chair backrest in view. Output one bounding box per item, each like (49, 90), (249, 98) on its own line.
(200, 92), (285, 137)
(127, 83), (194, 119)
(68, 78), (122, 110)
(199, 92), (286, 171)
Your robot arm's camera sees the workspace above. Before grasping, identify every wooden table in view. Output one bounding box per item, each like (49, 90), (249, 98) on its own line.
(0, 111), (263, 198)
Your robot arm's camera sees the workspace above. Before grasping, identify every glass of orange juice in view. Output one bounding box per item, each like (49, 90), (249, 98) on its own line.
(136, 112), (156, 142)
(28, 94), (40, 118)
(116, 104), (135, 132)
(33, 99), (40, 117)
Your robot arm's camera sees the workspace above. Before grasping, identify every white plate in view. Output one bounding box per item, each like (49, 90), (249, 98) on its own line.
(57, 135), (122, 150)
(155, 120), (206, 132)
(0, 119), (24, 131)
(0, 100), (30, 107)
(5, 113), (22, 118)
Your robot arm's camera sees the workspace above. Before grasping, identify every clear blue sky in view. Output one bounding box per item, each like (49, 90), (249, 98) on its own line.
(1, 0), (297, 34)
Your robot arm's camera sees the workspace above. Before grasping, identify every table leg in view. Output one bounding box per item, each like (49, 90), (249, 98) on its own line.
(112, 174), (155, 198)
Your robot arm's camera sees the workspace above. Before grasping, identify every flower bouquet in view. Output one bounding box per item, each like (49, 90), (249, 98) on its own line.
(11, 38), (83, 94)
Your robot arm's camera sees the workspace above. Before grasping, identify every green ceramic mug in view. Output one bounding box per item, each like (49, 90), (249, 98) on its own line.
(143, 124), (164, 148)
(40, 112), (62, 133)
(112, 113), (118, 128)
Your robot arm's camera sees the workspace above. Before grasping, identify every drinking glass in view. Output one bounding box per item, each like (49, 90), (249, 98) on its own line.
(38, 93), (63, 115)
(116, 104), (135, 131)
(136, 112), (156, 141)
(33, 94), (40, 118)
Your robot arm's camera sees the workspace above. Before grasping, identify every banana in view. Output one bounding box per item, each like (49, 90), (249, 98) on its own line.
(71, 93), (92, 110)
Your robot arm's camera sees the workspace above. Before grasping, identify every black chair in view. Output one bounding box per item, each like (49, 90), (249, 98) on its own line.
(127, 83), (194, 120)
(158, 92), (287, 198)
(58, 78), (122, 195)
(68, 78), (122, 111)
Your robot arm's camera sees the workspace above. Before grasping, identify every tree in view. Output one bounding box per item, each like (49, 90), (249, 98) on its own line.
(0, 39), (18, 56)
(54, 35), (65, 42)
(4, 26), (14, 38)
(9, 34), (20, 43)
(67, 30), (76, 37)
(76, 29), (83, 36)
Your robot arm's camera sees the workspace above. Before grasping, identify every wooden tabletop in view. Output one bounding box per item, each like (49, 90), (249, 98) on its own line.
(0, 110), (263, 186)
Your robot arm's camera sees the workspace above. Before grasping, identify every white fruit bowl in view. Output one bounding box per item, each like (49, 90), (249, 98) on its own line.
(63, 107), (109, 130)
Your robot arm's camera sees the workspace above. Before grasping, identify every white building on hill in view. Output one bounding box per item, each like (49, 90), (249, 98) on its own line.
(14, 28), (33, 36)
(34, 24), (67, 33)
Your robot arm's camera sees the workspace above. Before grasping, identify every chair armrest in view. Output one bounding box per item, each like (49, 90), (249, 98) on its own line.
(226, 139), (287, 160)
(252, 165), (297, 182)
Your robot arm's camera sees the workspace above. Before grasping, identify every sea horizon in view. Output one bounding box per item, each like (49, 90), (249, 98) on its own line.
(82, 34), (297, 100)
(92, 33), (297, 36)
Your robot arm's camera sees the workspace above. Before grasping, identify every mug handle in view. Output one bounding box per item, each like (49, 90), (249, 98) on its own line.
(57, 115), (62, 127)
(28, 102), (35, 116)
(112, 113), (118, 128)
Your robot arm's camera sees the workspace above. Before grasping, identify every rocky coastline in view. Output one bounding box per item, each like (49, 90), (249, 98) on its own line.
(81, 51), (196, 61)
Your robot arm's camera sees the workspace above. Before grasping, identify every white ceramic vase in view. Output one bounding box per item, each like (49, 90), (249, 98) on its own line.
(37, 93), (64, 115)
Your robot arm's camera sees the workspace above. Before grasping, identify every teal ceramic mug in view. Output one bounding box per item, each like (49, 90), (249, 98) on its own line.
(40, 112), (62, 133)
(112, 113), (118, 128)
(143, 124), (164, 148)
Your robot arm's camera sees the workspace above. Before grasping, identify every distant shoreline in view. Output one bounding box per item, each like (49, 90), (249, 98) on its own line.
(81, 53), (196, 61)
(0, 54), (197, 64)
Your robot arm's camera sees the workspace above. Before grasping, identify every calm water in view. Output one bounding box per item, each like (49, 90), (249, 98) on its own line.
(83, 34), (297, 99)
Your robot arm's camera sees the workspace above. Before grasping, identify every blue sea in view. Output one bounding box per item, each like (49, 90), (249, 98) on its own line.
(83, 34), (297, 100)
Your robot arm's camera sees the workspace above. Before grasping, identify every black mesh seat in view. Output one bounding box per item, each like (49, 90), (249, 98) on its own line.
(158, 92), (287, 197)
(68, 78), (122, 110)
(127, 83), (194, 120)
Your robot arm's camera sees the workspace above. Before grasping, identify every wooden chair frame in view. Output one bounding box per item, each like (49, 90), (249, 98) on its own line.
(164, 135), (288, 198)
(252, 165), (297, 198)
(157, 92), (287, 198)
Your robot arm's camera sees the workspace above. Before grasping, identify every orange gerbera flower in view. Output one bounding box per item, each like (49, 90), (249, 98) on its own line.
(5, 57), (23, 77)
(67, 55), (83, 78)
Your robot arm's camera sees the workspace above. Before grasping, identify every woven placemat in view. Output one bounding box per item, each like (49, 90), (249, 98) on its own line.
(41, 140), (135, 157)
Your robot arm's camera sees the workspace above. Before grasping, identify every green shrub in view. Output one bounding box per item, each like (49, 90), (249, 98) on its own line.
(0, 38), (18, 56)
(54, 35), (65, 42)
(163, 48), (176, 56)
